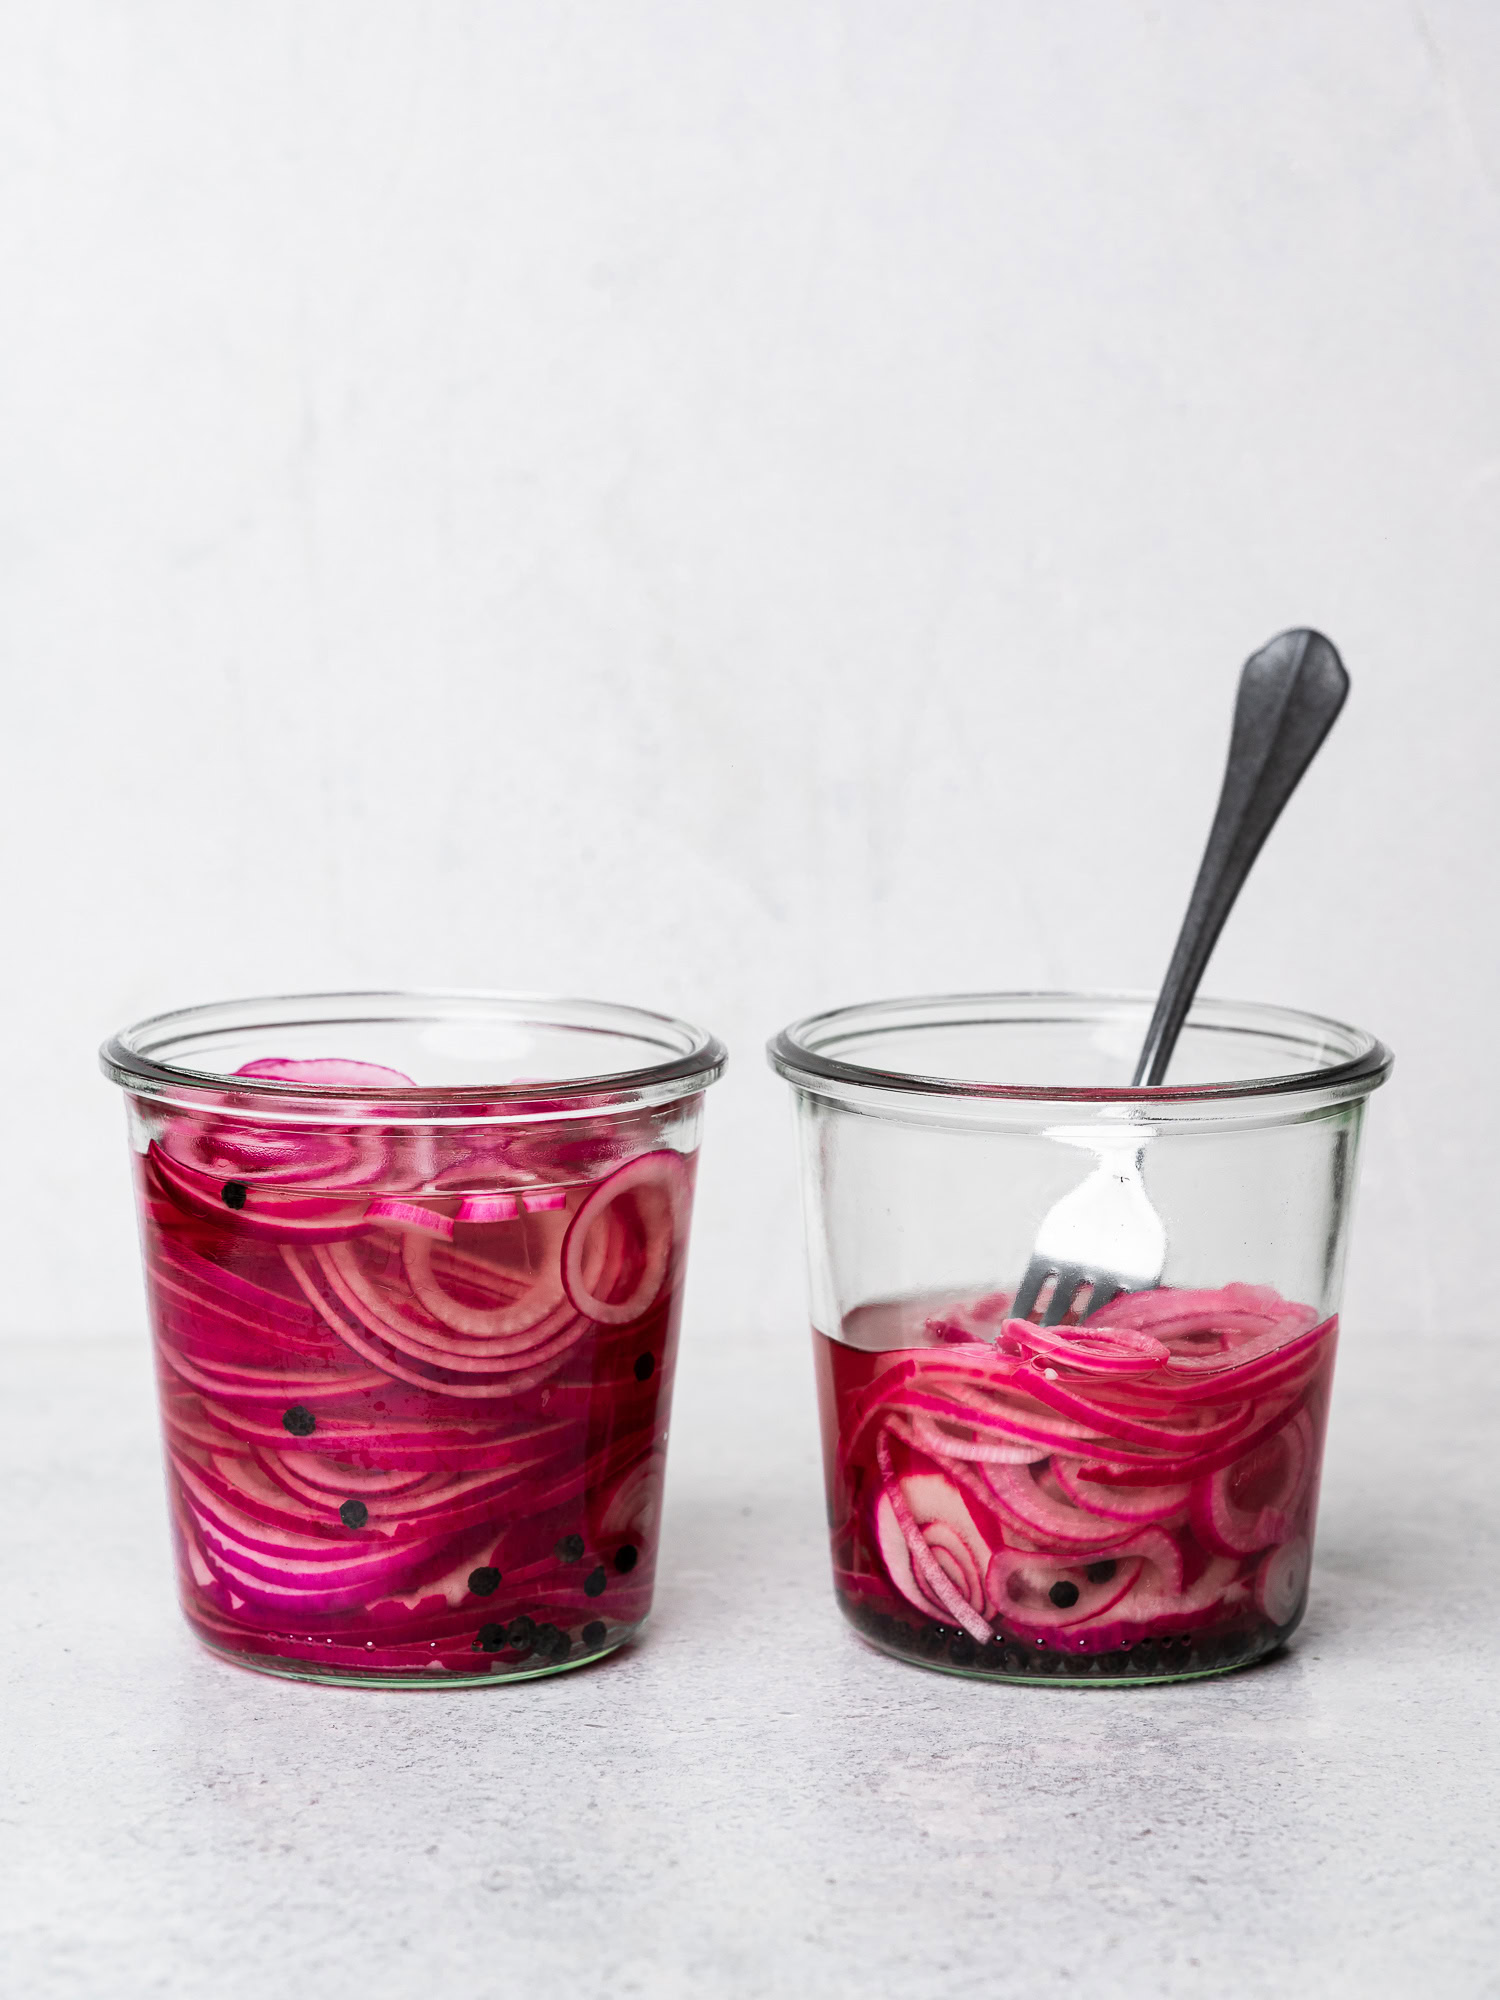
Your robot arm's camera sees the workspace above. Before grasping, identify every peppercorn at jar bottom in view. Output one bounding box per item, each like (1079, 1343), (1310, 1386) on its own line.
(141, 1058), (694, 1685)
(815, 1282), (1333, 1685)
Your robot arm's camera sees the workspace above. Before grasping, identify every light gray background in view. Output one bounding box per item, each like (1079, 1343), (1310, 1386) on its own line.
(3, 1), (1497, 1343)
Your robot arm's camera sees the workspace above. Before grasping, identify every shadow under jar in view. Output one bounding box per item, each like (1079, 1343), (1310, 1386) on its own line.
(769, 994), (1391, 1686)
(103, 991), (725, 1687)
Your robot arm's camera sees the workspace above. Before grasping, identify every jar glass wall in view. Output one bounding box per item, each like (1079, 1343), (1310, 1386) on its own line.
(103, 991), (725, 1687)
(769, 994), (1390, 1685)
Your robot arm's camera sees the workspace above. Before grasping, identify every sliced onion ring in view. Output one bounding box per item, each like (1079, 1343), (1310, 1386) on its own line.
(1002, 1316), (1170, 1377)
(561, 1151), (688, 1327)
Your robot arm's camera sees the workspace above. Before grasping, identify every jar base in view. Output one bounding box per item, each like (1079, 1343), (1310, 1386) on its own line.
(840, 1593), (1297, 1686)
(190, 1621), (641, 1689)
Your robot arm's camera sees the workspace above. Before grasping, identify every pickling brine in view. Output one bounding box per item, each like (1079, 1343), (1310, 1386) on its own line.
(138, 1057), (695, 1683)
(816, 1284), (1333, 1681)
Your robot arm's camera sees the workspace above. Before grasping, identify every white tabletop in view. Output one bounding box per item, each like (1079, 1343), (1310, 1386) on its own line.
(3, 1322), (1496, 1997)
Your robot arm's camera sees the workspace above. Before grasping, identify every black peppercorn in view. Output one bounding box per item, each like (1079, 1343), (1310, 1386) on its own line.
(282, 1405), (316, 1437)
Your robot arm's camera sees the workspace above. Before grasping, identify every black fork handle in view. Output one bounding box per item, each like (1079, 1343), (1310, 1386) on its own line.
(1133, 628), (1349, 1089)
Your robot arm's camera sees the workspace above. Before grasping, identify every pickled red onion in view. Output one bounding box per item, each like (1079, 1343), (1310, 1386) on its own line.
(137, 1080), (696, 1675)
(821, 1282), (1334, 1662)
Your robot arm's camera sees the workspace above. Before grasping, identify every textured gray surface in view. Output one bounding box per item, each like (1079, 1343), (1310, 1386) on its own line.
(3, 1324), (1497, 1997)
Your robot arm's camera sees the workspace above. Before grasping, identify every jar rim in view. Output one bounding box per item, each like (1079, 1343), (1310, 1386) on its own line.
(767, 990), (1391, 1106)
(101, 989), (727, 1109)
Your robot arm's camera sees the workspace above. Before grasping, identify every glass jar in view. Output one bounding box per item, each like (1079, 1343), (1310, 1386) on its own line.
(102, 991), (725, 1686)
(769, 993), (1391, 1685)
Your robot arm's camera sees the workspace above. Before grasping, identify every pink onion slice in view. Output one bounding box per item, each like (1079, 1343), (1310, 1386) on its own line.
(1003, 1317), (1171, 1378)
(1074, 1388), (1311, 1489)
(1073, 1549), (1240, 1637)
(904, 1412), (1046, 1466)
(157, 1340), (386, 1401)
(1050, 1457), (1190, 1524)
(1089, 1283), (1313, 1345)
(177, 1466), (423, 1574)
(980, 1460), (1139, 1551)
(234, 1058), (417, 1089)
(180, 1447), (502, 1547)
(263, 1451), (433, 1499)
(987, 1550), (1147, 1631)
(148, 1143), (372, 1243)
(561, 1151), (687, 1327)
(283, 1246), (589, 1396)
(167, 1384), (519, 1468)
(318, 1242), (578, 1361)
(455, 1191), (522, 1224)
(1015, 1365), (1257, 1455)
(366, 1198), (455, 1240)
(1255, 1536), (1311, 1624)
(400, 1224), (574, 1341)
(159, 1122), (385, 1189)
(872, 1443), (995, 1644)
(597, 1451), (667, 1544)
(1191, 1409), (1314, 1556)
(987, 1526), (1191, 1634)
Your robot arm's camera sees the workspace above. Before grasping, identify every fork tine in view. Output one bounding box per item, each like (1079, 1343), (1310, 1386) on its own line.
(1083, 1276), (1121, 1319)
(1010, 1261), (1048, 1323)
(1040, 1266), (1086, 1327)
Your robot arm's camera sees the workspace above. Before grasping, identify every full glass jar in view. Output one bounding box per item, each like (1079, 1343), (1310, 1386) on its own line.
(769, 993), (1391, 1685)
(102, 991), (725, 1686)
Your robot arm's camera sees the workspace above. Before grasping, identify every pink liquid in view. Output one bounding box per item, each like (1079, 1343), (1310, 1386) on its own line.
(135, 1102), (691, 1681)
(815, 1285), (1335, 1679)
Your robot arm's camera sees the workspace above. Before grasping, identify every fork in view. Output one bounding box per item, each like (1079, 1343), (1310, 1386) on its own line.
(1009, 627), (1350, 1328)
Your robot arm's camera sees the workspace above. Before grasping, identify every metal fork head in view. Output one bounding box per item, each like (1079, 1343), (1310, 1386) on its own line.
(1009, 1259), (1127, 1328)
(1009, 1138), (1166, 1328)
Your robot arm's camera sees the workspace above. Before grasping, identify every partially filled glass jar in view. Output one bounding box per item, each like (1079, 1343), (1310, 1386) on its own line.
(769, 993), (1390, 1685)
(103, 991), (725, 1686)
